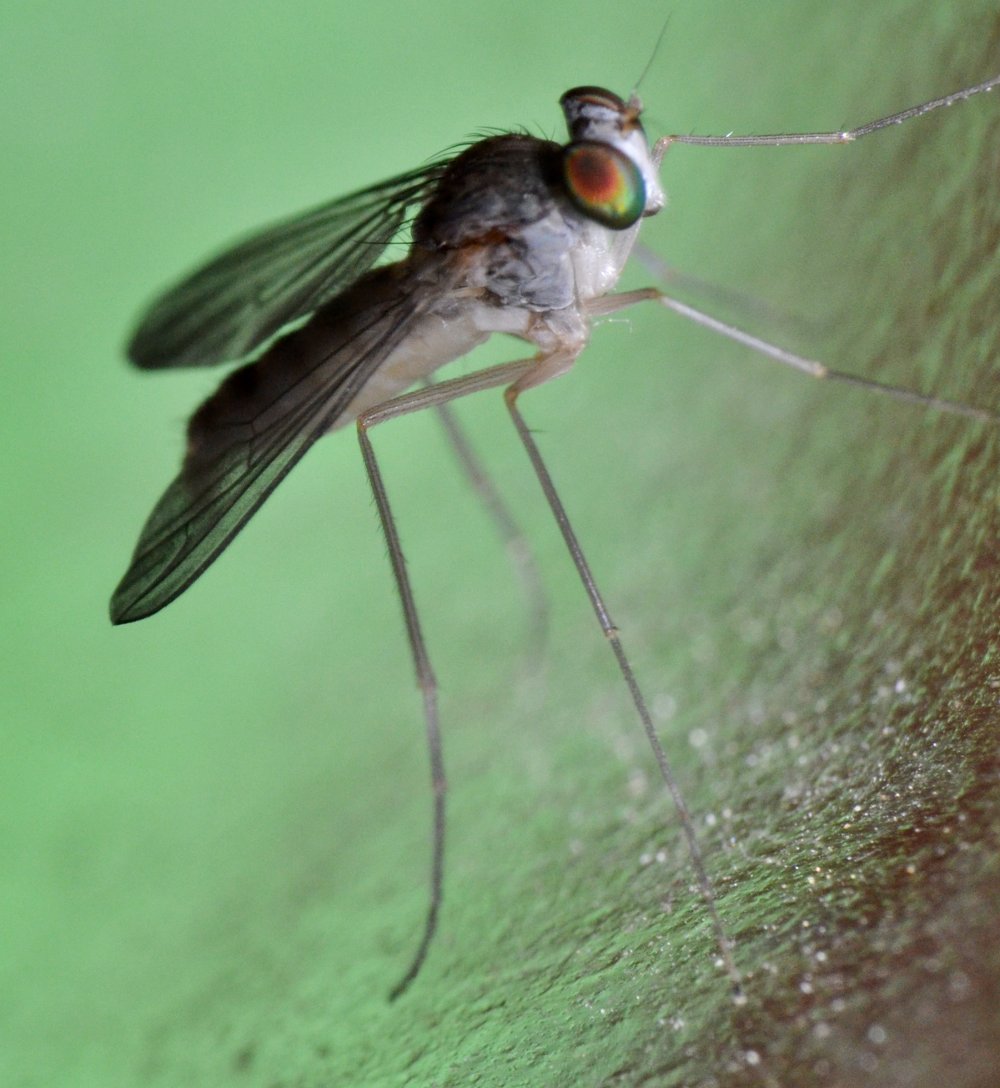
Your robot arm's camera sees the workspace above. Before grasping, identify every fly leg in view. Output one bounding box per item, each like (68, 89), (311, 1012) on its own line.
(590, 288), (1000, 424)
(362, 336), (753, 1000)
(430, 396), (549, 660)
(504, 363), (744, 998)
(356, 357), (536, 999)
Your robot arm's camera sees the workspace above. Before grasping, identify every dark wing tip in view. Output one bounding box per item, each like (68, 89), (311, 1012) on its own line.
(109, 559), (181, 624)
(109, 586), (158, 625)
(108, 474), (208, 625)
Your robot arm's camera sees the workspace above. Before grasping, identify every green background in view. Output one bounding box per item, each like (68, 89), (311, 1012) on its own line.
(4, 2), (999, 1085)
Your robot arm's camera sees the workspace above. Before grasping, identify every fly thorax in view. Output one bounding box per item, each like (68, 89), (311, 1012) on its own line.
(470, 207), (584, 312)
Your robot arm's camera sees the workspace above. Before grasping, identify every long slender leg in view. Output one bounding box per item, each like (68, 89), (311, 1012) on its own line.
(356, 356), (536, 999)
(431, 397), (549, 655)
(362, 351), (744, 996)
(592, 288), (999, 425)
(357, 419), (443, 1001)
(658, 72), (1000, 151)
(630, 241), (826, 342)
(503, 382), (744, 998)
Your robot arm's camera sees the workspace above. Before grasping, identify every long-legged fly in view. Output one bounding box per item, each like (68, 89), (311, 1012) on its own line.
(111, 72), (1000, 999)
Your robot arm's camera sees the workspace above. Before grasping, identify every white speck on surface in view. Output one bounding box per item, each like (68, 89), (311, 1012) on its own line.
(867, 1024), (887, 1045)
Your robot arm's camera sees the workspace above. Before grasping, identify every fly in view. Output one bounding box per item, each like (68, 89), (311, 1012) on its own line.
(111, 75), (1000, 1001)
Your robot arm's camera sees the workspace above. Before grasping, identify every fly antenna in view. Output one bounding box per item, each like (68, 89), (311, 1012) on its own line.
(631, 13), (672, 101)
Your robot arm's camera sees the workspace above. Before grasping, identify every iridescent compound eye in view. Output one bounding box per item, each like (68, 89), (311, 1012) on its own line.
(561, 141), (646, 230)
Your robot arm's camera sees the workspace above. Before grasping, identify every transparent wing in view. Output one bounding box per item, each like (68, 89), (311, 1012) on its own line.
(126, 158), (453, 370)
(111, 261), (453, 623)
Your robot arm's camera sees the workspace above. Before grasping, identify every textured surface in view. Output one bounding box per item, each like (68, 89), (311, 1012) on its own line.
(3, 3), (999, 1086)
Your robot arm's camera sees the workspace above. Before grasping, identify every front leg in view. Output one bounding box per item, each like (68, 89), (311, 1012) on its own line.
(587, 288), (998, 424)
